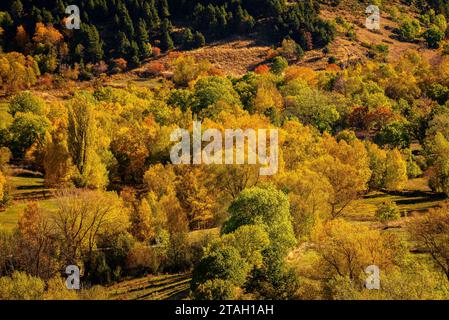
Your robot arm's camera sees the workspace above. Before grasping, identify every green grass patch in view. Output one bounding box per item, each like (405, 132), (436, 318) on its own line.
(8, 174), (54, 201)
(188, 227), (219, 244)
(106, 77), (164, 91)
(0, 198), (58, 231)
(1, 173), (58, 230)
(346, 189), (446, 223)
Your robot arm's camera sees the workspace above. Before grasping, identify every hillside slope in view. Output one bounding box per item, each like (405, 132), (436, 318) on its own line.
(130, 1), (439, 76)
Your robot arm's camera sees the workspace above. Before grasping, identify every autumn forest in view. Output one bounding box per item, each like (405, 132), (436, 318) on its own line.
(1, 0), (449, 301)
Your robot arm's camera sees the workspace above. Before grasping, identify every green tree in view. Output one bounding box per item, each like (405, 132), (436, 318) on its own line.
(84, 25), (104, 63)
(365, 142), (387, 190)
(10, 0), (24, 20)
(182, 28), (194, 49)
(222, 186), (296, 260)
(248, 259), (300, 299)
(116, 31), (131, 57)
(398, 18), (421, 41)
(193, 31), (206, 48)
(9, 112), (50, 158)
(376, 200), (401, 223)
(158, 0), (170, 18)
(67, 93), (108, 189)
(118, 2), (134, 37)
(160, 19), (173, 51)
(283, 80), (339, 132)
(144, 0), (160, 31)
(191, 245), (250, 290)
(423, 25), (445, 48)
(384, 149), (408, 191)
(8, 92), (46, 117)
(137, 19), (150, 57)
(428, 133), (449, 195)
(374, 121), (410, 149)
(271, 56), (288, 75)
(192, 76), (241, 113)
(221, 224), (270, 268)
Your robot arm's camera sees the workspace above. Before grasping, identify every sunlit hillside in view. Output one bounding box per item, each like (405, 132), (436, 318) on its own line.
(2, 0), (449, 301)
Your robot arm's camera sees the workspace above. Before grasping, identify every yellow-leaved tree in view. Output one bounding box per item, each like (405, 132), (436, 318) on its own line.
(281, 120), (323, 170)
(43, 120), (75, 187)
(365, 141), (387, 191)
(53, 189), (129, 266)
(0, 52), (40, 92)
(311, 135), (371, 219)
(67, 93), (108, 189)
(275, 166), (332, 240)
(384, 148), (408, 191)
(312, 219), (404, 283)
(0, 171), (5, 202)
(17, 202), (56, 278)
(143, 164), (188, 233)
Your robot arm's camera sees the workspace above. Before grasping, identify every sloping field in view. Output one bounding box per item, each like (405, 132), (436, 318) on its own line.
(147, 36), (271, 76)
(108, 273), (192, 300)
(0, 169), (57, 231)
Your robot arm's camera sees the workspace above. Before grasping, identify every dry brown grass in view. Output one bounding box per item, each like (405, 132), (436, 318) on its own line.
(307, 4), (439, 70)
(141, 36), (271, 76)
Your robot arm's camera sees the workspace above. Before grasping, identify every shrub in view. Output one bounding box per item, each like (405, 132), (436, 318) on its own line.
(279, 38), (303, 60)
(442, 41), (449, 55)
(164, 232), (192, 272)
(193, 31), (206, 48)
(266, 49), (278, 60)
(43, 277), (78, 300)
(60, 64), (80, 80)
(398, 18), (421, 41)
(423, 25), (445, 48)
(194, 279), (237, 300)
(254, 64), (269, 74)
(110, 58), (128, 74)
(368, 44), (389, 62)
(78, 285), (109, 300)
(0, 272), (45, 300)
(126, 242), (163, 275)
(0, 172), (5, 202)
(376, 200), (401, 223)
(9, 92), (47, 116)
(271, 56), (288, 75)
(144, 62), (165, 77)
(191, 246), (250, 290)
(152, 47), (161, 58)
(92, 61), (109, 76)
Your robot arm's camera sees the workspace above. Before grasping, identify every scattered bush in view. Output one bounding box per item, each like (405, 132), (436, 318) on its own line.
(194, 279), (237, 300)
(270, 56), (288, 75)
(376, 200), (401, 223)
